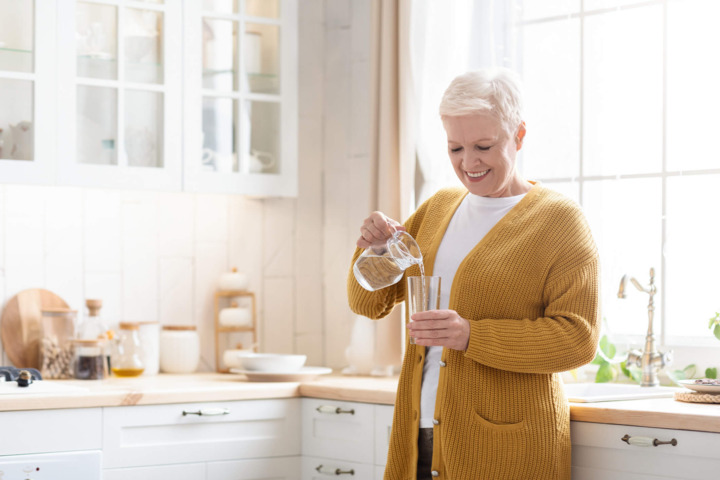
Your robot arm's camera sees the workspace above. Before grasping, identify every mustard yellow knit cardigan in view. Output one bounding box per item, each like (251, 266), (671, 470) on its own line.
(347, 183), (600, 480)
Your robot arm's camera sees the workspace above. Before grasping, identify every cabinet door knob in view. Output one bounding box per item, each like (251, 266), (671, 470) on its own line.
(182, 407), (230, 416)
(315, 464), (355, 475)
(621, 434), (677, 447)
(316, 405), (355, 415)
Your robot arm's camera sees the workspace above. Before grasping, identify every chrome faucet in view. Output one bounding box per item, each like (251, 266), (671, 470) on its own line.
(618, 267), (672, 387)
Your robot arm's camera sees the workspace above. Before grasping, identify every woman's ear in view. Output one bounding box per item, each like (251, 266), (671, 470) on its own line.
(516, 122), (526, 151)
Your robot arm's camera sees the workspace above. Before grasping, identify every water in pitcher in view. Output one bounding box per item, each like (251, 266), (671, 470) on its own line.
(353, 230), (423, 291)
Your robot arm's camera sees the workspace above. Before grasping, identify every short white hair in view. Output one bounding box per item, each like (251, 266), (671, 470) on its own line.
(439, 68), (524, 135)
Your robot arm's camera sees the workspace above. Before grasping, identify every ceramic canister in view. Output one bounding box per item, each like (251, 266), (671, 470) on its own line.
(159, 325), (200, 374)
(218, 267), (249, 291)
(218, 301), (253, 327)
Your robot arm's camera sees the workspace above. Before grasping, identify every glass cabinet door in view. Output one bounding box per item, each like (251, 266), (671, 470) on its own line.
(0, 0), (55, 183)
(185, 0), (298, 196)
(56, 0), (181, 191)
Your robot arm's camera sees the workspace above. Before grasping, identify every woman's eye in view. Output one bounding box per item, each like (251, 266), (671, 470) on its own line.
(476, 145), (491, 151)
(450, 147), (463, 153)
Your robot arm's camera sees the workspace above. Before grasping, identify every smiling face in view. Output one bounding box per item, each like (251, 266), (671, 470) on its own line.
(443, 113), (530, 198)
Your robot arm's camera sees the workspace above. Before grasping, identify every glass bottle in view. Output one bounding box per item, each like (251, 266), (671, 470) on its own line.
(76, 299), (111, 373)
(39, 308), (77, 379)
(111, 322), (145, 377)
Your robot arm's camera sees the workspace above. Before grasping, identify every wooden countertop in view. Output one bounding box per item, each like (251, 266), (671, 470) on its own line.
(2, 374), (720, 434)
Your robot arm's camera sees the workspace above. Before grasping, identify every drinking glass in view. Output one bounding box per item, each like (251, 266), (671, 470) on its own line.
(406, 276), (441, 345)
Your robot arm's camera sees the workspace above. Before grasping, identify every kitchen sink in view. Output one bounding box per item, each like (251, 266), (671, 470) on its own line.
(563, 382), (681, 403)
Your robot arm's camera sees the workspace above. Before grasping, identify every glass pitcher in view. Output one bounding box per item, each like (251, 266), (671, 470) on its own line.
(353, 230), (423, 291)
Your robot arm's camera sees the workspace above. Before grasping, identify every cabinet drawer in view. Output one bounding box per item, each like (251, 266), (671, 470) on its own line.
(301, 456), (374, 480)
(0, 408), (102, 455)
(301, 399), (374, 464)
(207, 456), (301, 480)
(103, 398), (300, 468)
(571, 421), (720, 480)
(374, 404), (393, 466)
(104, 463), (206, 480)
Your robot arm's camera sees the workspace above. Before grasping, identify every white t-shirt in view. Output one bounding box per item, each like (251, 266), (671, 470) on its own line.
(419, 191), (527, 428)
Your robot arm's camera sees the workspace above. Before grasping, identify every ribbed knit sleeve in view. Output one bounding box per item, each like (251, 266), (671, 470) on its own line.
(464, 258), (599, 373)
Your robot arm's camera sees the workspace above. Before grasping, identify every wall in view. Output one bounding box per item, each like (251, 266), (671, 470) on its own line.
(0, 0), (374, 371)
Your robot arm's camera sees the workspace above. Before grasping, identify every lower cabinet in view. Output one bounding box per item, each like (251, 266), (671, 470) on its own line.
(301, 398), (393, 479)
(102, 398), (301, 478)
(571, 421), (720, 480)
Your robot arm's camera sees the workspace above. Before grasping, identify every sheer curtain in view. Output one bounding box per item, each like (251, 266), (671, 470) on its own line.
(409, 0), (518, 207)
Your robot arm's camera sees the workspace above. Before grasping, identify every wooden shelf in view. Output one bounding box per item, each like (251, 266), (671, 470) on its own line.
(214, 290), (257, 373)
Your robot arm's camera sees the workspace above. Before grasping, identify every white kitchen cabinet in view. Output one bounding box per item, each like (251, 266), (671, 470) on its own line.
(103, 462), (206, 480)
(207, 456), (301, 480)
(182, 0), (298, 196)
(0, 0), (56, 185)
(55, 0), (183, 191)
(302, 455), (375, 480)
(301, 398), (375, 465)
(103, 398), (301, 469)
(374, 404), (393, 468)
(0, 407), (102, 456)
(571, 421), (720, 480)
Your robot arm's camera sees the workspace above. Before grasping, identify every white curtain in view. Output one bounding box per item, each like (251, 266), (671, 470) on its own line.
(409, 0), (518, 206)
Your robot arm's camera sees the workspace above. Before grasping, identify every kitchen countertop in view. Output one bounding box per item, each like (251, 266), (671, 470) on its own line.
(2, 374), (720, 434)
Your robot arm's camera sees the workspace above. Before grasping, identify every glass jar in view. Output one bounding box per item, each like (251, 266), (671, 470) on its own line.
(76, 299), (111, 373)
(72, 339), (107, 380)
(111, 322), (145, 377)
(159, 325), (200, 374)
(40, 308), (77, 379)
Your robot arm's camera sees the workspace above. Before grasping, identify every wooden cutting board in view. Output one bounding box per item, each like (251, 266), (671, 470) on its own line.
(1, 289), (69, 368)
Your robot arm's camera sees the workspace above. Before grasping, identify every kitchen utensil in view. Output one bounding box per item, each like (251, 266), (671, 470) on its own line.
(229, 366), (331, 382)
(72, 339), (107, 380)
(1, 289), (70, 369)
(353, 230), (423, 291)
(159, 325), (200, 373)
(223, 347), (256, 368)
(238, 353), (307, 372)
(677, 379), (720, 394)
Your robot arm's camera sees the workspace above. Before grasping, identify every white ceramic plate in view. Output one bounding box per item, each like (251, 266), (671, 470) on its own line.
(678, 380), (720, 394)
(229, 366), (332, 382)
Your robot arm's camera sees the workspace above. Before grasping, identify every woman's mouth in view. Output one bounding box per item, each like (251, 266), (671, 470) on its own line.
(466, 169), (490, 180)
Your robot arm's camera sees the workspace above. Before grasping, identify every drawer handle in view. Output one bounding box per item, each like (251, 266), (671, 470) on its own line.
(621, 434), (677, 447)
(182, 408), (230, 416)
(315, 464), (355, 476)
(316, 405), (355, 415)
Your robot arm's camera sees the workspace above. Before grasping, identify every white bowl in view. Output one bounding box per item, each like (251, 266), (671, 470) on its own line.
(238, 353), (307, 373)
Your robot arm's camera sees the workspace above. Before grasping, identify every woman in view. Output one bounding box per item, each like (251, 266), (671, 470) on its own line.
(347, 68), (599, 479)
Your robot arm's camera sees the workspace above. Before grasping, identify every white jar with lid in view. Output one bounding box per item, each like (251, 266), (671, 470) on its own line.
(159, 325), (200, 374)
(138, 321), (160, 375)
(218, 267), (249, 291)
(219, 301), (253, 327)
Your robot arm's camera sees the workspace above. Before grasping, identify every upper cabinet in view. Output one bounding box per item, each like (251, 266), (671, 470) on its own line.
(183, 0), (298, 196)
(0, 0), (56, 184)
(57, 0), (183, 191)
(0, 0), (297, 196)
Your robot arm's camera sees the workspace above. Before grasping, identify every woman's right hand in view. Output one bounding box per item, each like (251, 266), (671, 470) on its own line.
(356, 211), (405, 248)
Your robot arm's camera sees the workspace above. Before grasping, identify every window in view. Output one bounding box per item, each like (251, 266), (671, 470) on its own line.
(413, 0), (720, 353)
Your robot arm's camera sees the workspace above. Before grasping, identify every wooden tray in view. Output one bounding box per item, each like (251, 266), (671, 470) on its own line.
(1, 289), (69, 368)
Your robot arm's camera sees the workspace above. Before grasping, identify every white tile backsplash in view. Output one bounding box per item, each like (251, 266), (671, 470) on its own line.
(159, 257), (194, 326)
(83, 272), (122, 326)
(262, 276), (295, 354)
(84, 189), (122, 272)
(158, 192), (195, 257)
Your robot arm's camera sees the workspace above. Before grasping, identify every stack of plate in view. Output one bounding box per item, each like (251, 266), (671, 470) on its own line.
(229, 353), (331, 382)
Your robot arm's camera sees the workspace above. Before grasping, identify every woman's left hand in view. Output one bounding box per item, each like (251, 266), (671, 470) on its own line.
(407, 309), (470, 351)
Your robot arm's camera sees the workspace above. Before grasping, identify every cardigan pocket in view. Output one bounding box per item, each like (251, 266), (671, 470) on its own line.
(471, 411), (527, 433)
